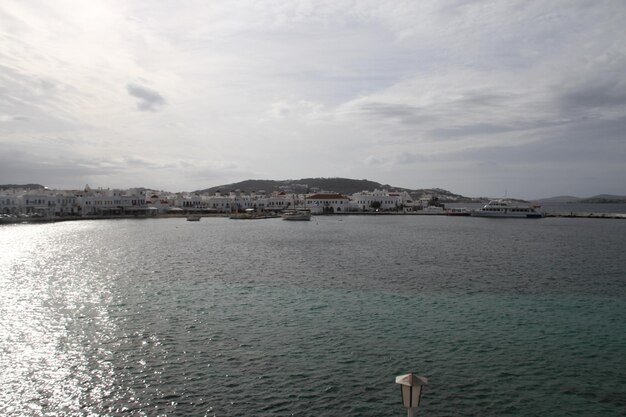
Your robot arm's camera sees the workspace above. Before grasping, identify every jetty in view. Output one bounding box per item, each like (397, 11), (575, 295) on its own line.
(544, 212), (626, 219)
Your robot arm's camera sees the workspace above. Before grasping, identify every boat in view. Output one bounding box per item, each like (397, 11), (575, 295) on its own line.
(471, 199), (544, 218)
(282, 208), (311, 221)
(446, 207), (472, 216)
(186, 214), (201, 221)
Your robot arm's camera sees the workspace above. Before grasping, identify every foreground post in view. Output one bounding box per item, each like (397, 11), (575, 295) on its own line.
(395, 373), (428, 417)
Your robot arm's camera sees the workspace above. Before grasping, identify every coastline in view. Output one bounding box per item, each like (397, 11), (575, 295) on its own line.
(2, 210), (626, 225)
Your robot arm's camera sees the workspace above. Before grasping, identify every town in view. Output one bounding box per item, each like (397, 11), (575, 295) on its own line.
(0, 184), (450, 221)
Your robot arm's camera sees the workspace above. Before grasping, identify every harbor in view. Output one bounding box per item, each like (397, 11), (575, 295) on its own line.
(3, 215), (625, 416)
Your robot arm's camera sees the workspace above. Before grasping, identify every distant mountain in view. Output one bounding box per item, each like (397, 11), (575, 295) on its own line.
(536, 195), (582, 203)
(579, 194), (626, 203)
(0, 183), (46, 190)
(537, 194), (626, 203)
(195, 177), (473, 201)
(196, 178), (386, 195)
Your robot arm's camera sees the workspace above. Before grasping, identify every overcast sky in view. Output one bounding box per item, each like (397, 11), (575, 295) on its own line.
(1, 1), (625, 198)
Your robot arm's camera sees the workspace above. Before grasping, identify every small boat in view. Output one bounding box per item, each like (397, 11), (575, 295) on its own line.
(471, 199), (543, 218)
(186, 214), (201, 221)
(282, 208), (311, 221)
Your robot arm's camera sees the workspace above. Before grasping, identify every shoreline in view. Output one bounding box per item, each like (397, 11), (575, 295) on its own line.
(2, 211), (626, 225)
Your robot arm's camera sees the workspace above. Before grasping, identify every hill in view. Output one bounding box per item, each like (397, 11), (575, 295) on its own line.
(0, 183), (46, 191)
(197, 178), (392, 195)
(579, 194), (626, 203)
(537, 194), (626, 203)
(195, 177), (473, 201)
(536, 195), (582, 203)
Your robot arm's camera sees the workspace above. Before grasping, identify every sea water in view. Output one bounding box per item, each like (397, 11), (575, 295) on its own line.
(1, 216), (625, 416)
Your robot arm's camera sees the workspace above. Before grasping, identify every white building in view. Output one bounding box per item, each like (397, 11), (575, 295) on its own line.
(350, 189), (413, 211)
(205, 195), (234, 212)
(79, 188), (147, 216)
(0, 192), (20, 214)
(51, 192), (79, 216)
(22, 191), (56, 216)
(305, 193), (350, 214)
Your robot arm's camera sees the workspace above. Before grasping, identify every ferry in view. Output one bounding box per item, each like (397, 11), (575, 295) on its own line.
(471, 199), (544, 218)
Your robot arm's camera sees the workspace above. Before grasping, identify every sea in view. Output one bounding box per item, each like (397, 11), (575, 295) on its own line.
(1, 209), (625, 416)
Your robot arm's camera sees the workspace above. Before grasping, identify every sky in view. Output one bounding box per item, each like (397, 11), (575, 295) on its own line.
(1, 0), (625, 199)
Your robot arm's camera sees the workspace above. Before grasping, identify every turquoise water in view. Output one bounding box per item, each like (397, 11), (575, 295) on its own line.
(1, 216), (625, 416)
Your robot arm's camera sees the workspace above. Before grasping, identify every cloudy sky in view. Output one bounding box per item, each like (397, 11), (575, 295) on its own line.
(1, 1), (625, 198)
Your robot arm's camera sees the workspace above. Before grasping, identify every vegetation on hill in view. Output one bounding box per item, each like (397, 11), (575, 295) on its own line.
(0, 184), (46, 190)
(536, 195), (582, 203)
(578, 195), (626, 204)
(195, 177), (474, 201)
(537, 194), (626, 204)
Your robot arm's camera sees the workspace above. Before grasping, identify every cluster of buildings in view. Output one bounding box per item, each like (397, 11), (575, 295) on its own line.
(0, 185), (444, 219)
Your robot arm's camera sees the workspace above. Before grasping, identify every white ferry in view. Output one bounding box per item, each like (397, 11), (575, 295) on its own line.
(471, 199), (544, 218)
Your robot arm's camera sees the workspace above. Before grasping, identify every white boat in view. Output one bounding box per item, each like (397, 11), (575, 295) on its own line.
(282, 208), (311, 221)
(186, 214), (201, 221)
(471, 199), (543, 218)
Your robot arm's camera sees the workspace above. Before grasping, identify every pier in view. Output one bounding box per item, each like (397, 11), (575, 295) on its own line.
(544, 212), (626, 219)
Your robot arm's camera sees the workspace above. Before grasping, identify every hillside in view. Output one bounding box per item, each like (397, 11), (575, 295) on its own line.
(579, 194), (626, 203)
(195, 177), (473, 201)
(0, 183), (46, 190)
(537, 194), (626, 203)
(536, 195), (582, 203)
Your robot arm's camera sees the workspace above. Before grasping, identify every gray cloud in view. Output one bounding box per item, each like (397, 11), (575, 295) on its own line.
(442, 116), (626, 165)
(0, 147), (248, 191)
(395, 152), (428, 165)
(1, 1), (625, 198)
(0, 114), (29, 122)
(559, 81), (626, 112)
(353, 102), (432, 126)
(126, 83), (166, 112)
(430, 119), (571, 139)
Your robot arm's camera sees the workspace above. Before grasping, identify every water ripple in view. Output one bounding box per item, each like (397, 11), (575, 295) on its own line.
(1, 218), (625, 416)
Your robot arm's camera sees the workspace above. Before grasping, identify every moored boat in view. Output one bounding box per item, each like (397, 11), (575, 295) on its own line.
(186, 214), (201, 221)
(471, 199), (544, 218)
(282, 208), (311, 221)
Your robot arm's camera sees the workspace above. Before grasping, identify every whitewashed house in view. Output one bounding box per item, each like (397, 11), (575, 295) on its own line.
(305, 193), (350, 214)
(0, 192), (20, 214)
(22, 191), (55, 216)
(350, 189), (413, 211)
(52, 192), (78, 216)
(79, 188), (148, 216)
